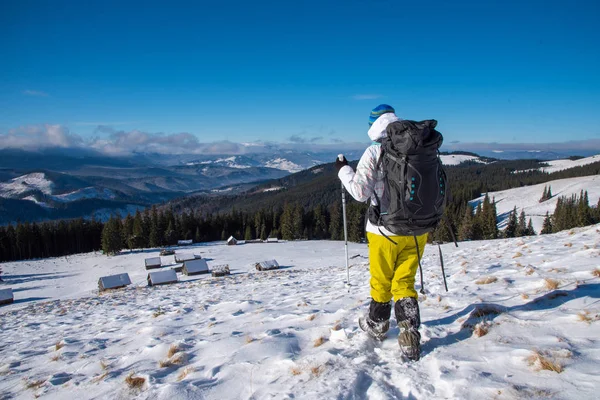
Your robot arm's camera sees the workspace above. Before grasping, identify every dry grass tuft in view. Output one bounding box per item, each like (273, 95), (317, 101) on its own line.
(159, 352), (188, 368)
(512, 252), (523, 258)
(526, 351), (563, 373)
(577, 310), (599, 324)
(177, 367), (194, 382)
(91, 372), (109, 384)
(245, 335), (255, 344)
(24, 379), (46, 390)
(461, 261), (468, 266)
(125, 372), (146, 389)
(331, 322), (342, 331)
(525, 267), (535, 275)
(592, 269), (600, 278)
(521, 293), (530, 300)
(307, 314), (316, 321)
(473, 322), (491, 338)
(153, 307), (165, 318)
(311, 365), (323, 377)
(544, 278), (560, 290)
(564, 242), (573, 247)
(568, 230), (575, 235)
(55, 341), (65, 351)
(583, 244), (590, 250)
(475, 276), (498, 285)
(515, 262), (523, 268)
(50, 354), (60, 362)
(290, 367), (302, 376)
(313, 337), (326, 347)
(167, 344), (181, 358)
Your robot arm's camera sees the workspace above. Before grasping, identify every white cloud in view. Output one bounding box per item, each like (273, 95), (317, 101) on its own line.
(352, 94), (383, 100)
(0, 124), (83, 149)
(23, 90), (49, 97)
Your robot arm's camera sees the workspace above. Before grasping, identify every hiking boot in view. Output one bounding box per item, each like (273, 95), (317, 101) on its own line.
(395, 297), (421, 361)
(359, 315), (390, 341)
(397, 320), (421, 361)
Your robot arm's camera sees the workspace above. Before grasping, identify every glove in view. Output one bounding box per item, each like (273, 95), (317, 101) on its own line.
(335, 156), (348, 171)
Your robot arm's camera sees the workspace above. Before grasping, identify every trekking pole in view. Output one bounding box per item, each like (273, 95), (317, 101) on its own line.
(338, 154), (350, 291)
(436, 242), (449, 292)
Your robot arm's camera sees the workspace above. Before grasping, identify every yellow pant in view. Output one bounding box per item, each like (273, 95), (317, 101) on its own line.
(367, 232), (428, 302)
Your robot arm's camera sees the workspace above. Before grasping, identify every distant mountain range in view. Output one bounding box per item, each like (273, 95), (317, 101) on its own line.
(1, 147), (598, 225)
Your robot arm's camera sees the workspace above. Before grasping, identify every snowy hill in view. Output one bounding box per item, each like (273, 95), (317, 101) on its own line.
(0, 172), (54, 198)
(440, 154), (486, 166)
(540, 154), (600, 173)
(1, 228), (599, 399)
(471, 175), (600, 233)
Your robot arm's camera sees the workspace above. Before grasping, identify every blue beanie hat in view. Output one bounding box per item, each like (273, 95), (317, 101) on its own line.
(368, 104), (395, 126)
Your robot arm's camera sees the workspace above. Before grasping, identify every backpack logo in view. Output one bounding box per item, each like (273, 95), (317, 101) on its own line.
(370, 119), (447, 236)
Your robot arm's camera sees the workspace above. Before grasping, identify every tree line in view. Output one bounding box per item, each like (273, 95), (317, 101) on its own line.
(1, 159), (600, 262)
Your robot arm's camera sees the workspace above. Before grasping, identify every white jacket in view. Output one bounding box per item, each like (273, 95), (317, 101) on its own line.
(338, 113), (400, 237)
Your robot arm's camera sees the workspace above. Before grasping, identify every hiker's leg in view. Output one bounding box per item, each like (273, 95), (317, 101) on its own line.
(367, 232), (400, 304)
(390, 233), (427, 300)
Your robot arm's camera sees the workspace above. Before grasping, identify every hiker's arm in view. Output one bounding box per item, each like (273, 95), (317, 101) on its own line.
(338, 147), (377, 202)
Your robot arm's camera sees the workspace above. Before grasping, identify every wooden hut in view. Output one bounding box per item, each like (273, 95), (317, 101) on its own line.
(174, 253), (195, 263)
(211, 264), (230, 277)
(227, 236), (238, 245)
(147, 270), (178, 286)
(98, 273), (132, 291)
(183, 259), (209, 276)
(144, 257), (162, 270)
(266, 237), (279, 243)
(255, 259), (279, 271)
(0, 288), (14, 306)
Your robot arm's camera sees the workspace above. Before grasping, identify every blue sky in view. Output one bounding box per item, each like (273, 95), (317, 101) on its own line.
(1, 0), (599, 153)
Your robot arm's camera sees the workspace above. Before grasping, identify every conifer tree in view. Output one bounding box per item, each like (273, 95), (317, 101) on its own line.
(164, 220), (177, 245)
(122, 214), (134, 250)
(516, 210), (527, 237)
(540, 186), (548, 203)
(526, 218), (536, 236)
(577, 190), (592, 226)
(329, 203), (342, 240)
(504, 207), (518, 238)
(280, 203), (295, 240)
(541, 211), (553, 234)
(546, 185), (552, 199)
(458, 205), (474, 241)
(244, 225), (253, 240)
(472, 203), (483, 240)
(101, 216), (123, 256)
(260, 224), (267, 240)
(293, 204), (304, 239)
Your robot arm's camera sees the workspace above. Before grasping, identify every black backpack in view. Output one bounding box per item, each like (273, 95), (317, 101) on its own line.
(369, 119), (447, 236)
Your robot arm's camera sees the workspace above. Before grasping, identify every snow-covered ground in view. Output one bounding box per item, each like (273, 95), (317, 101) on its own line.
(440, 154), (486, 166)
(0, 173), (54, 198)
(540, 155), (600, 173)
(264, 158), (303, 173)
(472, 175), (600, 233)
(1, 229), (599, 399)
(0, 173), (115, 206)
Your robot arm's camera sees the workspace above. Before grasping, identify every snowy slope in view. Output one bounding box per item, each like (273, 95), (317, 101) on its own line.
(540, 154), (600, 173)
(0, 172), (54, 198)
(264, 158), (303, 173)
(472, 175), (600, 233)
(1, 229), (599, 399)
(440, 154), (486, 166)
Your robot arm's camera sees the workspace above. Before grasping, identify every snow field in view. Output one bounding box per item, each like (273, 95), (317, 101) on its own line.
(471, 174), (600, 233)
(0, 227), (599, 399)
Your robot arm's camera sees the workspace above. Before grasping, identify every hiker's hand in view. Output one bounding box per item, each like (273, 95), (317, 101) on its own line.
(335, 155), (348, 171)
